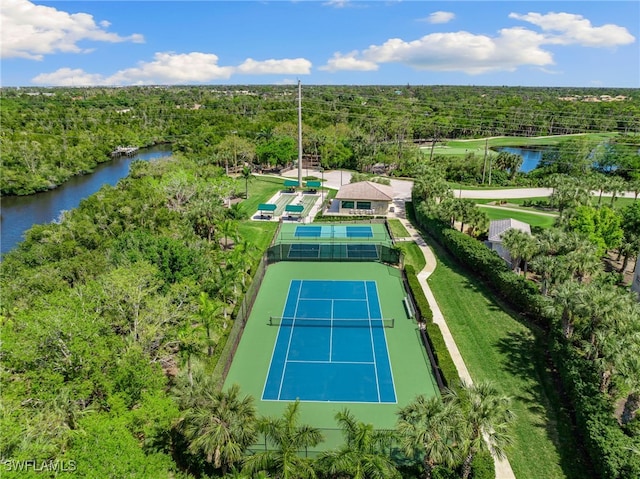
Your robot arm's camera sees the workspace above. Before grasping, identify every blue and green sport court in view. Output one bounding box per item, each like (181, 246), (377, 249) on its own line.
(262, 279), (396, 403)
(223, 223), (439, 450)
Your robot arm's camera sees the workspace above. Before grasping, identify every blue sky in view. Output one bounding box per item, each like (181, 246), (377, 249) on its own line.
(1, 1), (638, 87)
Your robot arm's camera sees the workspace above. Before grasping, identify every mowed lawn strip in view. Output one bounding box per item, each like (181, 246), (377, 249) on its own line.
(388, 218), (411, 239)
(397, 241), (426, 272)
(426, 243), (591, 479)
(477, 205), (557, 228)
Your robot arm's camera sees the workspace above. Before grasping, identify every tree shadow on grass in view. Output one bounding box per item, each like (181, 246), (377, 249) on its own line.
(424, 234), (594, 478)
(495, 330), (595, 479)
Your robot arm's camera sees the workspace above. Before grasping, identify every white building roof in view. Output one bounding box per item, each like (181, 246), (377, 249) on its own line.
(335, 181), (394, 201)
(488, 218), (531, 242)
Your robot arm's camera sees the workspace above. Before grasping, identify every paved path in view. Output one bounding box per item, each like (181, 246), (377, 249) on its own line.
(390, 202), (517, 479)
(477, 203), (559, 217)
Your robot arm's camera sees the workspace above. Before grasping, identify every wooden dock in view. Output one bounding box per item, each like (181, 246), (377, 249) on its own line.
(111, 146), (139, 157)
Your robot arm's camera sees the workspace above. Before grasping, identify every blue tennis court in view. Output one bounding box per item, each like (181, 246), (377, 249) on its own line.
(287, 244), (378, 260)
(262, 280), (396, 403)
(294, 225), (374, 239)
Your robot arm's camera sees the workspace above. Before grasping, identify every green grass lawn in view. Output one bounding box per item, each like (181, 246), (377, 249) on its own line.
(426, 243), (592, 479)
(444, 133), (618, 151)
(397, 241), (426, 272)
(239, 175), (286, 215)
(473, 197), (551, 206)
(388, 218), (410, 239)
(478, 205), (557, 228)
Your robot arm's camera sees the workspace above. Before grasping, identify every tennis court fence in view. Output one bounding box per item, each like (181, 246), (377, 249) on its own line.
(266, 243), (402, 265)
(247, 427), (401, 458)
(268, 316), (395, 328)
(213, 253), (269, 388)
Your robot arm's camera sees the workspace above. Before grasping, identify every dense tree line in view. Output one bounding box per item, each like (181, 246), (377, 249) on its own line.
(411, 169), (640, 478)
(2, 85), (639, 195)
(0, 154), (261, 477)
(1, 147), (516, 478)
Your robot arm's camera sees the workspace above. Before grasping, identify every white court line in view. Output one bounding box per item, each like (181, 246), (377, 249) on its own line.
(287, 360), (375, 365)
(364, 281), (381, 402)
(329, 299), (334, 361)
(373, 281), (397, 401)
(277, 281), (303, 400)
(298, 297), (367, 302)
(261, 280), (295, 401)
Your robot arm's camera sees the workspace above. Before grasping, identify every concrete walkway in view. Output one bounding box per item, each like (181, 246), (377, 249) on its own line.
(391, 204), (517, 479)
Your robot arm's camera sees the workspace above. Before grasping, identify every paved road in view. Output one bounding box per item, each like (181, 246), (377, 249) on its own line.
(282, 167), (634, 201)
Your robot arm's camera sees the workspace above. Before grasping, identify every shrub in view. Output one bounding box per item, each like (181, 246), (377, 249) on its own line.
(403, 265), (458, 390)
(471, 450), (495, 479)
(411, 196), (640, 477)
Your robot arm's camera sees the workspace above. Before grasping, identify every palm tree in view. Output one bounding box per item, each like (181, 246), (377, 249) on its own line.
(177, 321), (203, 386)
(565, 244), (601, 283)
(240, 165), (254, 199)
(501, 228), (535, 274)
(396, 395), (463, 479)
(530, 254), (556, 296)
(180, 384), (257, 475)
(197, 292), (223, 357)
(455, 381), (515, 479)
(242, 400), (323, 479)
(548, 281), (586, 339)
(607, 176), (627, 207)
(319, 409), (399, 479)
(220, 219), (239, 250)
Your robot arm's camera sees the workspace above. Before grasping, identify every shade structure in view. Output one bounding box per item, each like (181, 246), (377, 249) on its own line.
(258, 203), (277, 212)
(305, 181), (321, 188)
(284, 180), (299, 188)
(285, 204), (304, 214)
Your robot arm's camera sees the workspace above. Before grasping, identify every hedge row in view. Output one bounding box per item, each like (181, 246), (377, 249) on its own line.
(404, 264), (433, 322)
(411, 198), (640, 478)
(415, 210), (547, 323)
(404, 264), (459, 392)
(550, 334), (640, 479)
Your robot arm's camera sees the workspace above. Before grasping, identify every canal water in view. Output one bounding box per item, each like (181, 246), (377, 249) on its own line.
(1, 145), (173, 255)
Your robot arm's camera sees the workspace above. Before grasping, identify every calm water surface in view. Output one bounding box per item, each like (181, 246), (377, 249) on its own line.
(1, 146), (172, 255)
(494, 146), (548, 173)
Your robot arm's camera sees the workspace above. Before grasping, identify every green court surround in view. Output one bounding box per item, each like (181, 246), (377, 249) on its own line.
(223, 261), (439, 451)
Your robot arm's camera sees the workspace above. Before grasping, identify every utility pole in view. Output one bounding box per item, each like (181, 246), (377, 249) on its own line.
(297, 80), (303, 188)
(429, 134), (437, 162)
(481, 138), (488, 184)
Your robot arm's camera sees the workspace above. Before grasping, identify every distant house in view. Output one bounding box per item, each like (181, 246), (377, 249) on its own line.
(485, 218), (531, 267)
(632, 257), (640, 299)
(334, 181), (394, 216)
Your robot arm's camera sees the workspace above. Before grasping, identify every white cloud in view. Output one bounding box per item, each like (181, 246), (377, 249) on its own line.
(31, 52), (313, 86)
(324, 10), (634, 75)
(32, 68), (110, 86)
(319, 52), (379, 72)
(108, 52), (235, 84)
(509, 12), (635, 47)
(323, 0), (350, 8)
(236, 58), (312, 75)
(420, 11), (455, 24)
(359, 28), (552, 74)
(1, 0), (144, 60)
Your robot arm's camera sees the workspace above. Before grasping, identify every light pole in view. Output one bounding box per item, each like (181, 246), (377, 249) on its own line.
(319, 166), (324, 201)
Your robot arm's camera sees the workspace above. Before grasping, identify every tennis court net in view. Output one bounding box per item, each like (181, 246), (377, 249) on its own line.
(268, 316), (395, 328)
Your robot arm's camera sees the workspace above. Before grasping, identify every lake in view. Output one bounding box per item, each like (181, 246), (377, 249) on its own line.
(493, 146), (550, 173)
(1, 145), (173, 255)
